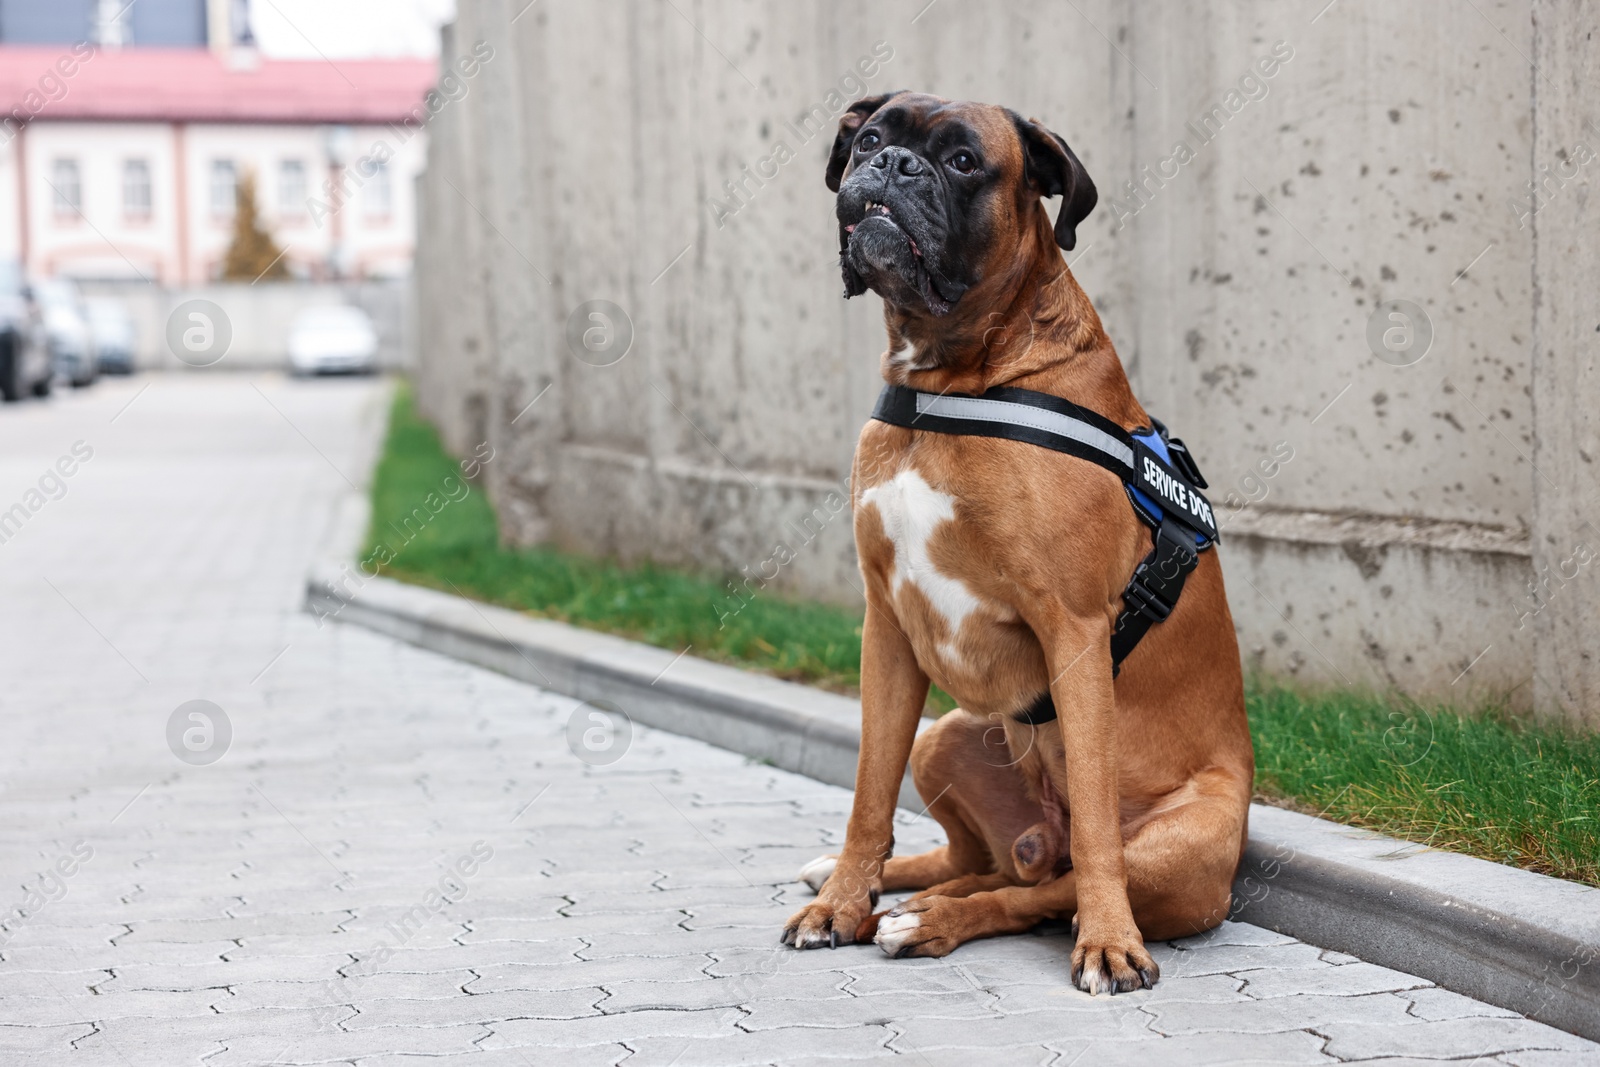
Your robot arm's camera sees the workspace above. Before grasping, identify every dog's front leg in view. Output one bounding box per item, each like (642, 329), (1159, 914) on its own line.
(783, 605), (928, 948)
(1039, 611), (1159, 994)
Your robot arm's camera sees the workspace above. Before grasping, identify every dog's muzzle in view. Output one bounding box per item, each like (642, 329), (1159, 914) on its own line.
(838, 150), (969, 314)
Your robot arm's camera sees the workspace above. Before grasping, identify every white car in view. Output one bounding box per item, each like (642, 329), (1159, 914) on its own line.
(87, 298), (138, 374)
(35, 278), (98, 387)
(287, 305), (379, 375)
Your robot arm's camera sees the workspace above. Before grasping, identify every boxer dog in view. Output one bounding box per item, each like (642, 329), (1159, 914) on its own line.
(780, 92), (1255, 994)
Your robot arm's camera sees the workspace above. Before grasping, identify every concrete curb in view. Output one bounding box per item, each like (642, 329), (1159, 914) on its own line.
(1237, 805), (1599, 1041)
(305, 566), (1600, 1041)
(306, 562), (923, 810)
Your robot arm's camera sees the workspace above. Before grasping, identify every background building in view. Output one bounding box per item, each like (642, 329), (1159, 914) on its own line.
(0, 0), (435, 283)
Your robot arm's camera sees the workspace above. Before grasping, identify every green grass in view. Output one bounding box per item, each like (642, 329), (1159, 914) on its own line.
(1249, 680), (1600, 887)
(371, 382), (1600, 885)
(366, 382), (871, 694)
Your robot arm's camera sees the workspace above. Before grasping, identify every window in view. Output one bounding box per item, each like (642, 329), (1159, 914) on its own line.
(364, 159), (391, 218)
(51, 158), (81, 217)
(278, 159), (306, 215)
(94, 0), (132, 47)
(210, 159), (236, 217)
(123, 159), (152, 219)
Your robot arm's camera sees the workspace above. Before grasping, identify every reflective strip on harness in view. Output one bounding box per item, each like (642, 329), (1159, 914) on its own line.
(872, 384), (1137, 484)
(869, 382), (1217, 704)
(912, 392), (1135, 470)
(872, 384), (1215, 544)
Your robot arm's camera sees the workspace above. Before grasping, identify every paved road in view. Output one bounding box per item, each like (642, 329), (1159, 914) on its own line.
(1, 375), (1596, 1067)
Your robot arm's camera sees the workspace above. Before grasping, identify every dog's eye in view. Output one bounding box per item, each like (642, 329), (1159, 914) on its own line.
(947, 150), (978, 174)
(857, 131), (880, 152)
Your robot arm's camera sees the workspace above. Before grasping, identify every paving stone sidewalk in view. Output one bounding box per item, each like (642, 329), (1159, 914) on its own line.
(0, 375), (1596, 1066)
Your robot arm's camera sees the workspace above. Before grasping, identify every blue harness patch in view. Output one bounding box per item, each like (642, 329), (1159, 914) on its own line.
(1128, 426), (1213, 550)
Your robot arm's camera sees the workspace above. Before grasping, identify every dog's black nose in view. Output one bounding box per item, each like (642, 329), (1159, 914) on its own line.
(871, 146), (924, 177)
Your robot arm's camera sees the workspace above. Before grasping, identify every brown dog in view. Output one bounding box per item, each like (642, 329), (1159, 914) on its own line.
(780, 92), (1255, 994)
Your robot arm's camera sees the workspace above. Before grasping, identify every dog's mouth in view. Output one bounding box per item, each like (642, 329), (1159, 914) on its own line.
(846, 201), (921, 256)
(840, 199), (965, 316)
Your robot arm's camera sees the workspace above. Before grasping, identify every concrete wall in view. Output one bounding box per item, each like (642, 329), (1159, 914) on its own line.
(1530, 0), (1600, 726)
(412, 0), (1600, 721)
(78, 279), (413, 371)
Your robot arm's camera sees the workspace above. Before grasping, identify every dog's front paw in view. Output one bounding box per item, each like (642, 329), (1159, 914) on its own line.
(782, 891), (872, 950)
(873, 897), (961, 959)
(874, 895), (994, 958)
(1069, 913), (1159, 994)
(797, 854), (838, 893)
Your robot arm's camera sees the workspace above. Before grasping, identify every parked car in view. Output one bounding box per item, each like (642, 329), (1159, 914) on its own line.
(287, 304), (378, 375)
(0, 260), (50, 401)
(34, 278), (98, 388)
(87, 298), (137, 374)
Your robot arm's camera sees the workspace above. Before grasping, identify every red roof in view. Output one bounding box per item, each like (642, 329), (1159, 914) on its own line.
(0, 46), (437, 125)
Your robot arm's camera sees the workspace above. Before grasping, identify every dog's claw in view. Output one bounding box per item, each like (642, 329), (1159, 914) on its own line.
(1070, 930), (1160, 995)
(783, 897), (871, 950)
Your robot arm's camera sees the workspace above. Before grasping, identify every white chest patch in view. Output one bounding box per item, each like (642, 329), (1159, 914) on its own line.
(889, 338), (931, 372)
(860, 469), (983, 662)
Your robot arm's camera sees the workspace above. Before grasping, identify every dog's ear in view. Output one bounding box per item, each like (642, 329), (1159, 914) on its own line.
(1010, 112), (1097, 251)
(826, 90), (905, 192)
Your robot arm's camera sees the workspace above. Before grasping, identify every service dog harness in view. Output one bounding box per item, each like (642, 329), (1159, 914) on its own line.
(871, 385), (1217, 724)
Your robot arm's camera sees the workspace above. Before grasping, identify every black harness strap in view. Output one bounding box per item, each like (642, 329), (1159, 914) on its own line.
(870, 383), (1216, 724)
(873, 386), (1218, 542)
(1109, 515), (1201, 671)
(872, 384), (1136, 483)
(1014, 519), (1200, 726)
(1016, 691), (1060, 726)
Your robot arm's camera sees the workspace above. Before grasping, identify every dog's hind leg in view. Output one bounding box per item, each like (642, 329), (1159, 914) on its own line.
(878, 844), (976, 891)
(906, 871), (1014, 899)
(799, 842), (978, 896)
(872, 766), (1251, 974)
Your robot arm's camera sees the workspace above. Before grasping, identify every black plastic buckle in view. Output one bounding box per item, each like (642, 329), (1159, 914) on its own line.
(1122, 563), (1177, 622)
(1164, 436), (1208, 489)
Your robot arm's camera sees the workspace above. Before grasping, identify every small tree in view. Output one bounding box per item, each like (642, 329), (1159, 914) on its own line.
(222, 171), (289, 281)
